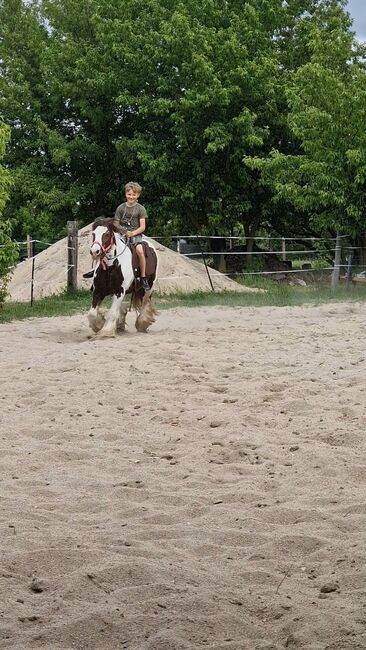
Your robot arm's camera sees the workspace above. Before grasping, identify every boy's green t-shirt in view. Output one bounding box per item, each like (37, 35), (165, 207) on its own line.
(114, 202), (148, 232)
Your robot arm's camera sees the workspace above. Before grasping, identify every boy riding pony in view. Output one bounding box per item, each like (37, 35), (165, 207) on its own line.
(113, 181), (150, 291)
(84, 181), (150, 290)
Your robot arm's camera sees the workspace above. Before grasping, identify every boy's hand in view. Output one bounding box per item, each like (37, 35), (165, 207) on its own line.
(126, 231), (133, 238)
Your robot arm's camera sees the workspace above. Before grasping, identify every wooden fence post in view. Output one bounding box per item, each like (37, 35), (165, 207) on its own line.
(345, 253), (353, 288)
(331, 232), (342, 291)
(281, 238), (286, 261)
(27, 235), (33, 259)
(67, 221), (78, 292)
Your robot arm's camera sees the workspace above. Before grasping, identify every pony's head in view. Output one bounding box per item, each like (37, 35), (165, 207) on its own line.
(90, 218), (116, 261)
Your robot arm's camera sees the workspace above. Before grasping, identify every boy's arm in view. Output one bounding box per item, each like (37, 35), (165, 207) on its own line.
(126, 218), (146, 238)
(113, 204), (128, 234)
(112, 219), (125, 234)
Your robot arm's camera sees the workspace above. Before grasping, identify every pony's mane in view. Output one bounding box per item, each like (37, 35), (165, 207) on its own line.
(92, 217), (115, 231)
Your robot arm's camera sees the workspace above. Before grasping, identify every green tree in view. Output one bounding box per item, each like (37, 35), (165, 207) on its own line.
(1, 0), (361, 248)
(97, 0), (285, 241)
(0, 120), (12, 213)
(0, 119), (18, 305)
(247, 1), (366, 239)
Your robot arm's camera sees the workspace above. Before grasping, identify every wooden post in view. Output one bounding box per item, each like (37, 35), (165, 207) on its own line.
(331, 232), (342, 291)
(345, 253), (353, 288)
(67, 221), (78, 292)
(218, 253), (226, 273)
(27, 235), (33, 259)
(281, 238), (286, 261)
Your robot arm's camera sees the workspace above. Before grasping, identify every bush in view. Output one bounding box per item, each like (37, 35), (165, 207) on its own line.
(0, 220), (18, 307)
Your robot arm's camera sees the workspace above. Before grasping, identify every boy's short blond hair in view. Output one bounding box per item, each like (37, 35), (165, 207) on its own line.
(125, 181), (142, 195)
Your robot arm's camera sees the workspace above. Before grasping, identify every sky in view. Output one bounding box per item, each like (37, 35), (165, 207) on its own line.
(346, 0), (366, 41)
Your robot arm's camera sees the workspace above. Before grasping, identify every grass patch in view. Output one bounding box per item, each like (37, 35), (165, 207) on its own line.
(1, 280), (366, 323)
(0, 290), (92, 323)
(159, 281), (366, 309)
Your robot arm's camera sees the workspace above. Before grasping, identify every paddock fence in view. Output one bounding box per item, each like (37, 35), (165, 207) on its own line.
(2, 222), (365, 304)
(152, 231), (361, 292)
(2, 222), (79, 305)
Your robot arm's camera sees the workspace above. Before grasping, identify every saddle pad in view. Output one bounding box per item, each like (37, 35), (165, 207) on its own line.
(131, 242), (157, 279)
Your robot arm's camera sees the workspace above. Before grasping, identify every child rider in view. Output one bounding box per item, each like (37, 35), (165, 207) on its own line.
(114, 181), (150, 291)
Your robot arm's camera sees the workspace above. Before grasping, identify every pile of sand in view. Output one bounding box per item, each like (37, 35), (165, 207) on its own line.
(7, 224), (254, 302)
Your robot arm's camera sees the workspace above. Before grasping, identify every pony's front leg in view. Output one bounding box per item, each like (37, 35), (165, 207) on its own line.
(98, 294), (124, 338)
(87, 297), (105, 333)
(117, 300), (129, 332)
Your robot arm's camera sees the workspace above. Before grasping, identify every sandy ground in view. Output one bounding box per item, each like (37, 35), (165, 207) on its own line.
(0, 302), (365, 650)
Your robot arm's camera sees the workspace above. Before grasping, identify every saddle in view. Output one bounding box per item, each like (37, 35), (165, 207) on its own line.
(130, 241), (157, 279)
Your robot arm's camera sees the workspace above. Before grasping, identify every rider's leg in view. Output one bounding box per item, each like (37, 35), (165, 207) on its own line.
(135, 244), (150, 290)
(135, 244), (146, 277)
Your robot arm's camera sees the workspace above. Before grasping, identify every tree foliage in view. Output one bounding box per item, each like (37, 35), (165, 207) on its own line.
(247, 0), (366, 236)
(0, 119), (12, 212)
(0, 119), (18, 305)
(0, 0), (364, 245)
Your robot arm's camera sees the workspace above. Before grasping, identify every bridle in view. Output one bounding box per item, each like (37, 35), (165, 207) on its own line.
(92, 229), (116, 270)
(91, 228), (130, 270)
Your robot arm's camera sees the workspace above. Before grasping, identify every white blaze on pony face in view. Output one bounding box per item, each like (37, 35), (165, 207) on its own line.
(90, 225), (111, 259)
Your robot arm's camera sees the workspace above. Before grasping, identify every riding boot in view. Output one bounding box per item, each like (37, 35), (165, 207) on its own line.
(140, 277), (150, 291)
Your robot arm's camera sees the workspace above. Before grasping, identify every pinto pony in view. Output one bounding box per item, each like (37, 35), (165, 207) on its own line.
(87, 218), (158, 337)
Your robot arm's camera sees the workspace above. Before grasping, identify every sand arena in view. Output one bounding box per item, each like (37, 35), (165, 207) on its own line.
(0, 300), (365, 649)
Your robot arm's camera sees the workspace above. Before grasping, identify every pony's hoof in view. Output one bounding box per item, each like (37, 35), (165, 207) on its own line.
(135, 321), (149, 333)
(97, 329), (117, 338)
(94, 321), (117, 338)
(87, 315), (105, 333)
(90, 324), (103, 333)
